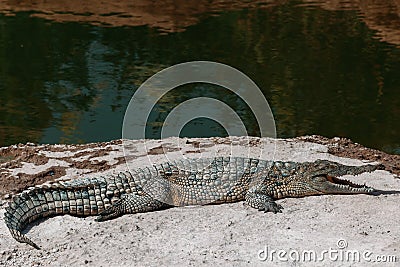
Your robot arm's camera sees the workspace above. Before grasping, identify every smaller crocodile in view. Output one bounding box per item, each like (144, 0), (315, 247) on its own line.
(4, 157), (383, 249)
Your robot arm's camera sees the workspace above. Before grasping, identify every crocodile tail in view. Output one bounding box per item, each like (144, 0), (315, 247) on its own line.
(5, 188), (53, 250)
(4, 176), (111, 249)
(8, 229), (40, 250)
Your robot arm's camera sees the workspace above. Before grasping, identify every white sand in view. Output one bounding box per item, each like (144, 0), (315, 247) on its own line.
(0, 137), (399, 266)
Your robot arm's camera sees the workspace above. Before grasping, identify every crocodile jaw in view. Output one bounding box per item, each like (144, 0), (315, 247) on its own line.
(310, 175), (375, 194)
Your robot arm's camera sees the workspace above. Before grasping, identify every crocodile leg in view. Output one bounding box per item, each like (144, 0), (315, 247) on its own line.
(245, 185), (283, 213)
(95, 193), (169, 222)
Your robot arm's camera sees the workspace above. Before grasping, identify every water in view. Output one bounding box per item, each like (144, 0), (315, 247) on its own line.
(0, 1), (399, 154)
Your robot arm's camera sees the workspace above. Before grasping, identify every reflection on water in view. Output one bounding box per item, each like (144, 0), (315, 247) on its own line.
(1, 0), (400, 46)
(0, 1), (399, 154)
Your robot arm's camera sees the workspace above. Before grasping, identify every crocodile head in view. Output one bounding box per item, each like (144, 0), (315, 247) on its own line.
(286, 160), (382, 197)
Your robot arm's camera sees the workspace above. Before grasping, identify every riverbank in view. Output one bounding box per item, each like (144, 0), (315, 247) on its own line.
(0, 136), (399, 266)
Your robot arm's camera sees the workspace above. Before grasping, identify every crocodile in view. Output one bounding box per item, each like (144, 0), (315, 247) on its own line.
(4, 157), (383, 249)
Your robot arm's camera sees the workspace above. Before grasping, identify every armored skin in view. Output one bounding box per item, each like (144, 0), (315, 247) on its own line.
(4, 157), (382, 249)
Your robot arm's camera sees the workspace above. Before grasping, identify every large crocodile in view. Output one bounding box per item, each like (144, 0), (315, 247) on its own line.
(4, 157), (383, 249)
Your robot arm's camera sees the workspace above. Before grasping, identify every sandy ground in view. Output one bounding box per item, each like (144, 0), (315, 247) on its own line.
(0, 136), (399, 266)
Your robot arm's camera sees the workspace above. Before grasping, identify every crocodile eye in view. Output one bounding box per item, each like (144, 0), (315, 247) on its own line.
(311, 175), (327, 182)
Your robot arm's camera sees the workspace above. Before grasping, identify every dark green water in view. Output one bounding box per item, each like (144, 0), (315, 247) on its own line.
(0, 3), (399, 154)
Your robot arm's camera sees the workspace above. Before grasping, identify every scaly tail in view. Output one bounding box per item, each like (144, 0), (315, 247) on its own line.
(4, 173), (132, 249)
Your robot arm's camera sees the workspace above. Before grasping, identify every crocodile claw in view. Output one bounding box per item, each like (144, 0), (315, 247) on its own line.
(259, 202), (283, 213)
